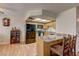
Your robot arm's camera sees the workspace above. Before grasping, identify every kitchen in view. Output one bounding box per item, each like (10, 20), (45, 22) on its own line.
(0, 3), (78, 56)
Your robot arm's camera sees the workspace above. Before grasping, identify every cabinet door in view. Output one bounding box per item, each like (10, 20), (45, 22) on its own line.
(26, 24), (36, 44)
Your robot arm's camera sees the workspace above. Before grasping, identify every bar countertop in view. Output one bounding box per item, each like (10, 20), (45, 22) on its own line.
(37, 35), (63, 42)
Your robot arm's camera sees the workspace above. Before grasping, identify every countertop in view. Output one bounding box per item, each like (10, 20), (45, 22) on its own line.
(37, 35), (63, 42)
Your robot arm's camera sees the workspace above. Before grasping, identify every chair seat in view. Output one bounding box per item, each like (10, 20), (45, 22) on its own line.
(51, 45), (63, 56)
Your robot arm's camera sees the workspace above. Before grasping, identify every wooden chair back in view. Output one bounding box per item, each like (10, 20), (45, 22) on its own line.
(63, 35), (77, 56)
(63, 35), (70, 56)
(70, 35), (77, 56)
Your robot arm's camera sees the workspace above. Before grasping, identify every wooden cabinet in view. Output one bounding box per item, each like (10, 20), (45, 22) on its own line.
(26, 24), (36, 44)
(26, 31), (36, 39)
(10, 29), (20, 44)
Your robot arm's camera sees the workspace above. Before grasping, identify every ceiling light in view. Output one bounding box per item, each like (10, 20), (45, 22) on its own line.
(33, 18), (50, 22)
(34, 18), (41, 21)
(41, 19), (50, 22)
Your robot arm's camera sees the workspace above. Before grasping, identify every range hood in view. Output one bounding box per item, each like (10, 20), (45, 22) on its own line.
(27, 9), (56, 20)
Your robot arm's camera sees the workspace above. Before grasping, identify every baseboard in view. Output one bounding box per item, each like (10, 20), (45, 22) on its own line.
(0, 41), (25, 45)
(0, 41), (10, 45)
(20, 41), (25, 44)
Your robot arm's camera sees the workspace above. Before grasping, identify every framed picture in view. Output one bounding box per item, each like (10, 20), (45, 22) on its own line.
(3, 17), (10, 26)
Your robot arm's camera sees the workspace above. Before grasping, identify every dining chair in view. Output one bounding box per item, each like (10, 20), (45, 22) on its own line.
(69, 35), (77, 56)
(50, 34), (77, 56)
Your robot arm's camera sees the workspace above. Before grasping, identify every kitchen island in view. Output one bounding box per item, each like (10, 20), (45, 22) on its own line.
(36, 35), (63, 56)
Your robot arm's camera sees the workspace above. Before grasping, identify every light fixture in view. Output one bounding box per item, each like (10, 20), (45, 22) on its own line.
(41, 19), (50, 22)
(33, 18), (50, 23)
(33, 18), (41, 21)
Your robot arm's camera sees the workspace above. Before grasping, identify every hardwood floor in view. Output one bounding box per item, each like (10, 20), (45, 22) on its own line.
(0, 42), (78, 56)
(77, 52), (79, 56)
(0, 43), (37, 56)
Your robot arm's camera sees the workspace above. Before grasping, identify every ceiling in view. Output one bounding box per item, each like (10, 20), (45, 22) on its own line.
(0, 3), (79, 23)
(0, 3), (79, 14)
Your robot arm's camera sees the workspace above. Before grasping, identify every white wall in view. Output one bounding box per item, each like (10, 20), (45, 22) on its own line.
(56, 7), (76, 35)
(76, 7), (79, 53)
(56, 7), (79, 53)
(0, 10), (26, 44)
(76, 7), (79, 34)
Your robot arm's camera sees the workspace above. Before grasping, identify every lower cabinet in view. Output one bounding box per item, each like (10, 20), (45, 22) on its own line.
(10, 30), (20, 44)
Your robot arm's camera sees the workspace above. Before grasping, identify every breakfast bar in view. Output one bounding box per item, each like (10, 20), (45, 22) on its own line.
(36, 36), (63, 56)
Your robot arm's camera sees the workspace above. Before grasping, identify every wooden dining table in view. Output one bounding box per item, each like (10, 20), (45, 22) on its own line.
(36, 36), (63, 56)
